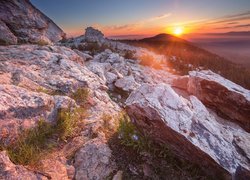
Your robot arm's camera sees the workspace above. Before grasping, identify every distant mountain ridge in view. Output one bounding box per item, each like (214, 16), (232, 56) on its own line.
(122, 33), (250, 89)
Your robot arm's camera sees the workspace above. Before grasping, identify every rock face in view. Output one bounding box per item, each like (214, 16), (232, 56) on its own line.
(0, 0), (65, 45)
(85, 27), (105, 44)
(74, 138), (116, 180)
(0, 151), (47, 179)
(125, 83), (250, 178)
(115, 76), (140, 92)
(0, 44), (120, 178)
(187, 70), (250, 132)
(0, 84), (75, 145)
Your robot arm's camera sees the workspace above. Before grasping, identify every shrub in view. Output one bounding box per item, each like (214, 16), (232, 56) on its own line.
(124, 50), (135, 59)
(37, 40), (49, 46)
(56, 107), (86, 140)
(100, 113), (119, 138)
(70, 88), (89, 106)
(118, 114), (158, 154)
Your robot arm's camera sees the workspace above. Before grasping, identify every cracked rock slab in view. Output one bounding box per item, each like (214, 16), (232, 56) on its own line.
(125, 83), (250, 178)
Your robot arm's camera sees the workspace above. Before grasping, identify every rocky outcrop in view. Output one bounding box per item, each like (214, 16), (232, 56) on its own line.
(0, 151), (47, 179)
(84, 48), (176, 94)
(74, 138), (116, 180)
(0, 44), (120, 178)
(125, 83), (250, 178)
(115, 76), (140, 92)
(0, 84), (75, 145)
(0, 0), (65, 45)
(85, 27), (105, 44)
(1, 25), (249, 180)
(172, 70), (250, 132)
(187, 70), (250, 132)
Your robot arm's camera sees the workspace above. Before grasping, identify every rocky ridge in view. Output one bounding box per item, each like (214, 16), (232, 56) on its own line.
(0, 3), (250, 179)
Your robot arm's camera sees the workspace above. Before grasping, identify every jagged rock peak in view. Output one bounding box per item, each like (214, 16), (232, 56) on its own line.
(0, 0), (65, 45)
(85, 27), (105, 43)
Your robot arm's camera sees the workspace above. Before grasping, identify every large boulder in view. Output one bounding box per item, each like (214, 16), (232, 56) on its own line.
(187, 70), (250, 132)
(0, 0), (65, 45)
(115, 76), (140, 92)
(125, 83), (250, 178)
(85, 27), (105, 44)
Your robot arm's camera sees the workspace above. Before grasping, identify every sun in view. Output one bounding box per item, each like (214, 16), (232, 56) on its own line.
(173, 27), (184, 36)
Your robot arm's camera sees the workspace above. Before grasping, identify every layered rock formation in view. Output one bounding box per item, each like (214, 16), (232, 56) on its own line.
(125, 83), (250, 178)
(0, 0), (65, 45)
(172, 70), (250, 132)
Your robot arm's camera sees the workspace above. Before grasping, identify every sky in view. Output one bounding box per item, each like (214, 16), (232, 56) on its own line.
(31, 0), (250, 37)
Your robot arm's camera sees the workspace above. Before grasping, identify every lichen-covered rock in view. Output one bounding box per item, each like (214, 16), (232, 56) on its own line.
(125, 83), (250, 178)
(74, 138), (116, 180)
(0, 84), (75, 145)
(0, 44), (121, 179)
(0, 44), (109, 146)
(115, 76), (140, 92)
(0, 0), (65, 45)
(187, 70), (250, 132)
(0, 151), (47, 180)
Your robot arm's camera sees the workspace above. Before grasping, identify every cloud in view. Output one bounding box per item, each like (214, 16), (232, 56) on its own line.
(215, 23), (250, 29)
(195, 10), (250, 27)
(93, 12), (172, 34)
(227, 22), (238, 25)
(148, 13), (172, 21)
(235, 23), (250, 28)
(176, 10), (250, 32)
(221, 10), (250, 19)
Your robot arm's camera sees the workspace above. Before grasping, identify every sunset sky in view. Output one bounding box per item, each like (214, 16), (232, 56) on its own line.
(31, 0), (250, 37)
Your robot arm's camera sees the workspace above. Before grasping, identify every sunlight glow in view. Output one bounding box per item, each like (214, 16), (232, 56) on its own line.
(173, 27), (184, 36)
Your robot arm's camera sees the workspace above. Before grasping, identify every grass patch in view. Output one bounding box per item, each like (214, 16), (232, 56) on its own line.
(36, 87), (66, 96)
(5, 87), (90, 165)
(7, 119), (55, 165)
(100, 113), (119, 138)
(70, 88), (89, 106)
(56, 107), (86, 140)
(110, 112), (212, 179)
(6, 107), (86, 165)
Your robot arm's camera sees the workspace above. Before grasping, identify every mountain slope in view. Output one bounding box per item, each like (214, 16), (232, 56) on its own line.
(122, 33), (250, 89)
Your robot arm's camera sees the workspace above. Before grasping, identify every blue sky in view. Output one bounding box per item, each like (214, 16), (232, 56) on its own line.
(31, 0), (250, 36)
